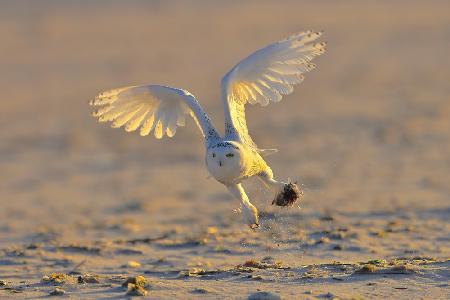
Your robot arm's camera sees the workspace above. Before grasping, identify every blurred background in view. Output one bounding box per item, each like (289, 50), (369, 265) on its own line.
(0, 0), (449, 248)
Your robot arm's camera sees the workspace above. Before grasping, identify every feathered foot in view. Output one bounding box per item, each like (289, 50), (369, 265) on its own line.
(227, 184), (259, 229)
(272, 181), (303, 207)
(241, 203), (259, 229)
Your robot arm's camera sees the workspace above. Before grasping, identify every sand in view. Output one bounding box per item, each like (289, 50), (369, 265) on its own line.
(0, 1), (449, 299)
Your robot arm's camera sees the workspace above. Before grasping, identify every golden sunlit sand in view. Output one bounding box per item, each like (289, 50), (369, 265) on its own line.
(0, 1), (449, 299)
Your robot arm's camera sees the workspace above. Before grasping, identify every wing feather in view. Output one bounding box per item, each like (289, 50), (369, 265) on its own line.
(221, 31), (326, 148)
(111, 106), (142, 128)
(90, 85), (219, 145)
(125, 107), (149, 132)
(140, 113), (155, 136)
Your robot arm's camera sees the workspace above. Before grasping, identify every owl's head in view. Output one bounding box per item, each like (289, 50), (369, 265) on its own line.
(206, 141), (242, 175)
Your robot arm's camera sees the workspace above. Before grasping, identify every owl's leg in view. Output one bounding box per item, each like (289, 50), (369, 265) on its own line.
(226, 184), (259, 228)
(258, 172), (285, 192)
(258, 170), (303, 207)
(257, 168), (285, 192)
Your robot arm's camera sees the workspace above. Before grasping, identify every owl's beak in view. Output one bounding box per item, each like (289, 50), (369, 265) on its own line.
(219, 160), (222, 167)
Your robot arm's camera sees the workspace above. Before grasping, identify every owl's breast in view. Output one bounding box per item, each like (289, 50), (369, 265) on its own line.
(207, 162), (243, 184)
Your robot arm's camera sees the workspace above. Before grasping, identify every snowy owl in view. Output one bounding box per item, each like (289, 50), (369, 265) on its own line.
(90, 31), (326, 228)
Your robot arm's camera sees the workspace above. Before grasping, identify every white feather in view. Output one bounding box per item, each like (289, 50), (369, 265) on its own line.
(90, 85), (219, 145)
(221, 31), (326, 148)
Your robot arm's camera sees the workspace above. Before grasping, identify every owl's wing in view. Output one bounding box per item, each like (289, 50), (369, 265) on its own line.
(90, 85), (219, 145)
(221, 31), (326, 149)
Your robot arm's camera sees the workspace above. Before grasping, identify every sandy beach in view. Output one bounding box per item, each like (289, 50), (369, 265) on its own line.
(0, 1), (449, 299)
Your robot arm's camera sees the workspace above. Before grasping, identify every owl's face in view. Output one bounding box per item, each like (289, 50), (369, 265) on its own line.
(205, 142), (243, 182)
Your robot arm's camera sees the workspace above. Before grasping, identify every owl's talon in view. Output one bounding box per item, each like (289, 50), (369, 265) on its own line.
(242, 202), (259, 228)
(249, 223), (260, 229)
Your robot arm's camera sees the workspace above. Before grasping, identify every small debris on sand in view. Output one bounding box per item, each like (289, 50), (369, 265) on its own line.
(49, 287), (66, 296)
(121, 232), (172, 245)
(354, 261), (417, 275)
(178, 269), (202, 277)
(370, 230), (386, 238)
(248, 291), (281, 300)
(272, 182), (303, 206)
(178, 268), (223, 278)
(238, 259), (288, 270)
(2, 287), (23, 294)
(25, 243), (41, 250)
(332, 244), (343, 250)
(317, 237), (331, 244)
(387, 265), (416, 274)
(191, 288), (209, 294)
(354, 264), (377, 274)
(122, 276), (149, 296)
(366, 259), (386, 266)
(319, 292), (339, 299)
(302, 266), (327, 279)
(57, 244), (102, 255)
(320, 215), (335, 222)
(206, 226), (218, 234)
(77, 274), (101, 284)
(125, 260), (142, 268)
(42, 273), (75, 285)
(0, 280), (6, 286)
(125, 284), (148, 296)
(121, 276), (148, 288)
(115, 248), (144, 255)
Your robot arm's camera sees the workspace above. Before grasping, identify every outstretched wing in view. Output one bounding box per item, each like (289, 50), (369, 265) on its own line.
(221, 31), (326, 148)
(90, 85), (219, 145)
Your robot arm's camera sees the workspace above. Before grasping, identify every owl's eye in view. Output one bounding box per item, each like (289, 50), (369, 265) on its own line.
(226, 153), (234, 157)
(212, 153), (216, 158)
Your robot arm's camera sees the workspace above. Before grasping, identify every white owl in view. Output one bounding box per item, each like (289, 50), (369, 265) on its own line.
(90, 31), (326, 228)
